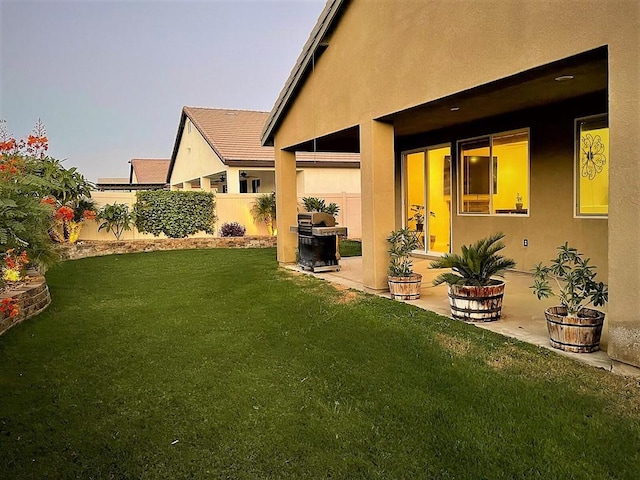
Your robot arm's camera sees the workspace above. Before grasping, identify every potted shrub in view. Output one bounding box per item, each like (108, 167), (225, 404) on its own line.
(515, 193), (524, 211)
(429, 232), (516, 322)
(387, 227), (422, 300)
(408, 204), (425, 232)
(531, 243), (608, 353)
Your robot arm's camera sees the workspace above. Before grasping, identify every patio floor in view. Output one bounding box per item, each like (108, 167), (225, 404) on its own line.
(291, 256), (640, 378)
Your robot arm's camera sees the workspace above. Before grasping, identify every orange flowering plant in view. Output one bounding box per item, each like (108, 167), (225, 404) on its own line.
(1, 119), (94, 269)
(1, 249), (29, 285)
(0, 250), (30, 320)
(0, 298), (20, 319)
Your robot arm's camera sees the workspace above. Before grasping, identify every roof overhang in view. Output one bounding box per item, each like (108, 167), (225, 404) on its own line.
(377, 46), (608, 139)
(261, 0), (348, 147)
(266, 45), (607, 154)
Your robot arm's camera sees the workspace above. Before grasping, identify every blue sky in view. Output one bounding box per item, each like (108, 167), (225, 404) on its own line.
(0, 0), (325, 182)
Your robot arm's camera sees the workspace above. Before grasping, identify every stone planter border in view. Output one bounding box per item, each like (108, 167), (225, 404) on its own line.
(57, 236), (278, 260)
(0, 273), (51, 336)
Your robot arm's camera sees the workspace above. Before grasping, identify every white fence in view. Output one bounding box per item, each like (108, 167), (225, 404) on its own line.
(79, 191), (362, 241)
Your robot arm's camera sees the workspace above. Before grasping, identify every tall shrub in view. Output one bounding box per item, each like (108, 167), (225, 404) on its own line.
(134, 190), (217, 238)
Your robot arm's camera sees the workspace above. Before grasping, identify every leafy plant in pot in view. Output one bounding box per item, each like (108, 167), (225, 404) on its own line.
(387, 227), (422, 300)
(429, 232), (516, 322)
(408, 204), (425, 232)
(531, 243), (608, 353)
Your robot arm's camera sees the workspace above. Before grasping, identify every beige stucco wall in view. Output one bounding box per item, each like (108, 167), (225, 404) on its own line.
(82, 191), (362, 240)
(271, 0), (639, 366)
(170, 119), (226, 188)
(299, 167), (360, 194)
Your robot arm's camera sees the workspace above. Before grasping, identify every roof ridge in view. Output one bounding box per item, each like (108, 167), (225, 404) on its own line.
(183, 106), (269, 115)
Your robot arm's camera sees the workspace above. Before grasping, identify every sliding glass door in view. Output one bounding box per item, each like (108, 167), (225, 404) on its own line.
(403, 145), (451, 254)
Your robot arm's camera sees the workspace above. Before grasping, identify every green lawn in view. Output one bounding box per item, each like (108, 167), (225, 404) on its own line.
(1, 249), (639, 479)
(339, 239), (361, 257)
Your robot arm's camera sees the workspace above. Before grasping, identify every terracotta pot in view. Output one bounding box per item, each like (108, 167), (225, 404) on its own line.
(388, 273), (422, 300)
(544, 306), (605, 353)
(447, 281), (505, 322)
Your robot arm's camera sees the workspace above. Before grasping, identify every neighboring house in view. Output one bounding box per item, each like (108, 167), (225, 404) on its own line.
(261, 1), (639, 367)
(95, 177), (131, 191)
(96, 159), (169, 191)
(129, 158), (170, 188)
(167, 106), (360, 195)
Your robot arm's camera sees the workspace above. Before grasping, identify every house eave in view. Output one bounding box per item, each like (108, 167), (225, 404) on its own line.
(260, 0), (348, 147)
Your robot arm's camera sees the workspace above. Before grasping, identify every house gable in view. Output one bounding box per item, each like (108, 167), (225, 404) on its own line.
(169, 114), (226, 186)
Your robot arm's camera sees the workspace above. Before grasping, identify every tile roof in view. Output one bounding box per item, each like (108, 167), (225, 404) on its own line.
(168, 107), (359, 177)
(184, 107), (274, 163)
(130, 158), (170, 184)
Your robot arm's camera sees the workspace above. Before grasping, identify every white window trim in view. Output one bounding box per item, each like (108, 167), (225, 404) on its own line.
(574, 114), (609, 219)
(457, 128), (530, 218)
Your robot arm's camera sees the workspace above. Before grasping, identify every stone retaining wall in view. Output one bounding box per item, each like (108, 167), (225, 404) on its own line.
(0, 274), (51, 336)
(58, 236), (278, 261)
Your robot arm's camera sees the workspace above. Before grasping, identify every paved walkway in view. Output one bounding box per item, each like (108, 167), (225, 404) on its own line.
(291, 256), (640, 378)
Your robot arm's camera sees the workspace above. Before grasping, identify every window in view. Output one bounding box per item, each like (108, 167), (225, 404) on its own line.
(240, 179), (248, 193)
(576, 114), (608, 217)
(458, 129), (529, 215)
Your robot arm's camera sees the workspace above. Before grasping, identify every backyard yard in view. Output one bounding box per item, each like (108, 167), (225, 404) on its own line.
(0, 248), (638, 479)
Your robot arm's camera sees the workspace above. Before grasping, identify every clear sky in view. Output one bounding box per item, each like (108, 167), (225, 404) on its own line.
(0, 0), (325, 182)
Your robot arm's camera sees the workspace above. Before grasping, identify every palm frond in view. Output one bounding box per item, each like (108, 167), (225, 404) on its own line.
(429, 232), (516, 286)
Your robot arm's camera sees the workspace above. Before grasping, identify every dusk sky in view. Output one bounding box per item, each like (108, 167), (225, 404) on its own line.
(0, 0), (325, 182)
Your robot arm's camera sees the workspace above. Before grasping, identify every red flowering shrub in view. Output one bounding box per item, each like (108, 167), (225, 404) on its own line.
(54, 206), (74, 221)
(0, 298), (19, 318)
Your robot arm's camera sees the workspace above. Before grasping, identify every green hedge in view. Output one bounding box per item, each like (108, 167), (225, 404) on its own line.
(133, 191), (217, 238)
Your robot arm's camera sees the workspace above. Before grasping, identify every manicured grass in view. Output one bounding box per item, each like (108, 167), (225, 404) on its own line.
(1, 248), (639, 479)
(339, 239), (361, 257)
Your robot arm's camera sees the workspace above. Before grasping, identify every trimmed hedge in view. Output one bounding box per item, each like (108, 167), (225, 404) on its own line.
(133, 191), (217, 238)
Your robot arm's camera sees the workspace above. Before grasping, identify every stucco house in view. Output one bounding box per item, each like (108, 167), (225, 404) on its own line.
(129, 158), (170, 188)
(167, 106), (362, 236)
(261, 1), (639, 367)
(96, 158), (169, 191)
(168, 106), (360, 196)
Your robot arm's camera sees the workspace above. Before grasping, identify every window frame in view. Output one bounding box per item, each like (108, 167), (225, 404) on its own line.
(457, 128), (530, 217)
(574, 113), (609, 219)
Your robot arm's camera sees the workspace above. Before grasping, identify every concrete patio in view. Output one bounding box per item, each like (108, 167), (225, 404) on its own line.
(294, 256), (640, 378)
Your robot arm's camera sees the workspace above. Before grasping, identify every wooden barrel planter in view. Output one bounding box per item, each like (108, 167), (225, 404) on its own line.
(447, 282), (505, 322)
(388, 273), (422, 300)
(544, 306), (605, 353)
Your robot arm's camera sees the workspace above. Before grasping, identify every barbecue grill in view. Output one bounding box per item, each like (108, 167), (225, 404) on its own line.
(292, 212), (347, 272)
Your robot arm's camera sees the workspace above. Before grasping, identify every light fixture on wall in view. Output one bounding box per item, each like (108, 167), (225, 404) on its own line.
(240, 171), (248, 178)
(554, 75), (574, 82)
(450, 106), (460, 112)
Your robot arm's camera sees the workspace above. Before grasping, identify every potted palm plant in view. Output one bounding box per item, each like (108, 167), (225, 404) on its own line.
(531, 243), (608, 353)
(387, 227), (422, 300)
(429, 232), (516, 321)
